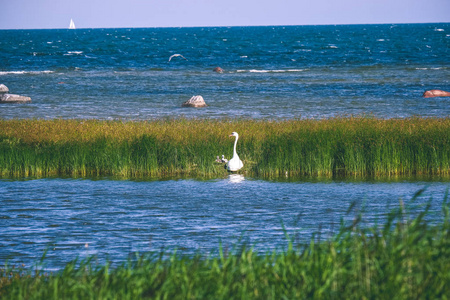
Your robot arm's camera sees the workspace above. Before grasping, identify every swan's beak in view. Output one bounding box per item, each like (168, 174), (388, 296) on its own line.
(229, 134), (233, 137)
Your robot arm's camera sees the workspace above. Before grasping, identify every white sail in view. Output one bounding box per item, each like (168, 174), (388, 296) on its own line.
(69, 19), (76, 29)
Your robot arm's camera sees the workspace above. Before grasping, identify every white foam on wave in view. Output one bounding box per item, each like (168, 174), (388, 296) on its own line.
(0, 70), (54, 75)
(415, 67), (443, 70)
(237, 69), (307, 73)
(64, 51), (84, 55)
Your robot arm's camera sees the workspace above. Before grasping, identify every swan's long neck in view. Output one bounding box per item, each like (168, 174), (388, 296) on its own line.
(233, 135), (239, 158)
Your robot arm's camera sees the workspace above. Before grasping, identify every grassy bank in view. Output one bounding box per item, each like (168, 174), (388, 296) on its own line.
(1, 190), (449, 299)
(0, 117), (449, 177)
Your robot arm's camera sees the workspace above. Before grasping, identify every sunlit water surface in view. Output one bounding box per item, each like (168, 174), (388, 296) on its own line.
(1, 24), (449, 119)
(1, 176), (448, 269)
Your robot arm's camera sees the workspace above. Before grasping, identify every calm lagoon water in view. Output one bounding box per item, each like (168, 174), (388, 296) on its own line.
(1, 175), (449, 268)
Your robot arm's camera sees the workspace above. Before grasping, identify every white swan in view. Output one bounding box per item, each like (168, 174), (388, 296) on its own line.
(226, 132), (244, 172)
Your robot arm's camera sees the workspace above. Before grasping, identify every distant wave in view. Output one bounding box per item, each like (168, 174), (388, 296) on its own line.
(0, 70), (54, 75)
(64, 51), (84, 56)
(236, 69), (307, 73)
(415, 67), (446, 70)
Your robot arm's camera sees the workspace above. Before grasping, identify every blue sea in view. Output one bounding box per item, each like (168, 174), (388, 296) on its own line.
(1, 23), (449, 119)
(1, 24), (450, 269)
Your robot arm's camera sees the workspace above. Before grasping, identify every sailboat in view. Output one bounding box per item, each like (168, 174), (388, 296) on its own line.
(69, 19), (76, 29)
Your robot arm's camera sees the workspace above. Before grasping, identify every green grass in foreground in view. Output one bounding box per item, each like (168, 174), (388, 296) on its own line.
(0, 117), (449, 177)
(1, 189), (449, 299)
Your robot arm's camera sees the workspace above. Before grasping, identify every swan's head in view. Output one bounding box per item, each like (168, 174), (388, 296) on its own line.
(229, 132), (239, 137)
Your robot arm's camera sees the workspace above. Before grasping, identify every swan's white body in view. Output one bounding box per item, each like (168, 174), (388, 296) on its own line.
(226, 132), (244, 172)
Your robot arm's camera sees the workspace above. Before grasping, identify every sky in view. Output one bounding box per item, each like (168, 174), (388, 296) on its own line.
(1, 0), (449, 29)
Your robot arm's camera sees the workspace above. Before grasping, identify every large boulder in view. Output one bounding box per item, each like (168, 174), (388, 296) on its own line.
(0, 84), (31, 103)
(0, 84), (9, 94)
(182, 95), (207, 107)
(0, 93), (32, 103)
(423, 89), (450, 98)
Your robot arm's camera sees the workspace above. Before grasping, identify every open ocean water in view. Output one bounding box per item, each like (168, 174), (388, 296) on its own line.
(0, 23), (449, 119)
(1, 24), (450, 269)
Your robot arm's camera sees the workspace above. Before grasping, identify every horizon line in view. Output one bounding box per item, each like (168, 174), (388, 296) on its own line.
(1, 21), (449, 31)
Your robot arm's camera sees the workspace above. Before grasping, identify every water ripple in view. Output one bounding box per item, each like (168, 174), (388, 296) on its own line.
(0, 177), (448, 268)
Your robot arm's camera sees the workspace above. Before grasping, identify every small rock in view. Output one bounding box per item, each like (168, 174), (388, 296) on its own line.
(0, 93), (32, 103)
(423, 89), (450, 98)
(181, 95), (207, 107)
(213, 67), (224, 73)
(0, 84), (9, 94)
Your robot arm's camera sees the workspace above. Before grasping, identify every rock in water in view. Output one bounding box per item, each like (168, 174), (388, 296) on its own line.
(181, 95), (207, 107)
(213, 67), (224, 73)
(0, 84), (31, 103)
(0, 84), (9, 94)
(0, 93), (32, 103)
(423, 89), (450, 98)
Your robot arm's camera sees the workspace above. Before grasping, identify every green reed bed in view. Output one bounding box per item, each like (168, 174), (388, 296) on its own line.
(0, 117), (449, 177)
(1, 190), (449, 299)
